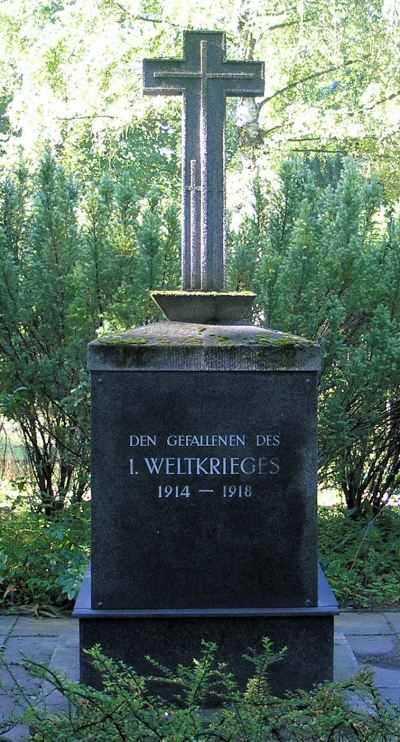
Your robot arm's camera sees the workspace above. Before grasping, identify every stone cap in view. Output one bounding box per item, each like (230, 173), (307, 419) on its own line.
(88, 322), (321, 372)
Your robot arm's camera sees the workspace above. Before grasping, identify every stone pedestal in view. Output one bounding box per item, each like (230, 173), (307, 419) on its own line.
(74, 322), (338, 697)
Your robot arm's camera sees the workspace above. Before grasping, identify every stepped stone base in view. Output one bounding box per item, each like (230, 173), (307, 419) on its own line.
(74, 566), (338, 702)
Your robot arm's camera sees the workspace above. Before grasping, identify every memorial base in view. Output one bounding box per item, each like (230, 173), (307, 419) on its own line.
(74, 566), (338, 701)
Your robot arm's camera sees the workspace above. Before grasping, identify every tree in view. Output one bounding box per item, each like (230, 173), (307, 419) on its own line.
(0, 154), (90, 512)
(0, 148), (180, 511)
(230, 157), (400, 515)
(0, 3), (399, 516)
(0, 0), (399, 195)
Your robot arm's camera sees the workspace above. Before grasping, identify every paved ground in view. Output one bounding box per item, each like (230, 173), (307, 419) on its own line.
(0, 612), (400, 740)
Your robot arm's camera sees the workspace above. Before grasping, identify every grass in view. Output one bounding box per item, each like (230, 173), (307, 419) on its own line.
(319, 505), (400, 610)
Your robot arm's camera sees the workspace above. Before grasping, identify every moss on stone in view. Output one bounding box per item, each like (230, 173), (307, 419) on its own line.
(180, 337), (203, 345)
(95, 326), (316, 350)
(98, 334), (149, 346)
(254, 334), (316, 347)
(151, 290), (255, 297)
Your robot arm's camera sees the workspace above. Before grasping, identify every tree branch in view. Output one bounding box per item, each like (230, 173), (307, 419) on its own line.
(261, 123), (285, 137)
(268, 15), (315, 31)
(363, 89), (400, 111)
(56, 115), (116, 121)
(110, 2), (162, 23)
(258, 54), (371, 110)
(289, 148), (347, 154)
(262, 6), (298, 16)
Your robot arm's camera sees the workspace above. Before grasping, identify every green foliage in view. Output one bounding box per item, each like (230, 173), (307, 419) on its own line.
(319, 505), (400, 609)
(1, 641), (399, 741)
(1, 0), (400, 195)
(0, 502), (90, 610)
(1, 151), (399, 518)
(0, 2), (398, 517)
(0, 145), (180, 510)
(0, 155), (91, 511)
(232, 157), (400, 515)
(1, 502), (398, 612)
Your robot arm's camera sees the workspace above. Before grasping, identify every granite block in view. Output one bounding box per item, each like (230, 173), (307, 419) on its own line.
(91, 369), (318, 610)
(79, 613), (334, 702)
(75, 566), (338, 701)
(76, 322), (335, 699)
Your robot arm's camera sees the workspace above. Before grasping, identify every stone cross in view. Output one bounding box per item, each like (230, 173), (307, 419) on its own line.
(143, 31), (264, 291)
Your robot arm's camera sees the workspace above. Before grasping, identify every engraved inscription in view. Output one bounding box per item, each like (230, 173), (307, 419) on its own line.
(128, 431), (281, 500)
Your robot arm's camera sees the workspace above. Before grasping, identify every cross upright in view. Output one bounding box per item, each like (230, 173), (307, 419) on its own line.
(143, 31), (264, 291)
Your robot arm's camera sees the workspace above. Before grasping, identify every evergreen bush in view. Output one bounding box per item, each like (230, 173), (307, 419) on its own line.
(1, 640), (399, 741)
(230, 158), (400, 515)
(1, 149), (399, 516)
(0, 140), (180, 512)
(0, 501), (90, 610)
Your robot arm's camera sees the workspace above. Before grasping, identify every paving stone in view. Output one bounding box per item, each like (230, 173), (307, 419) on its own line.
(0, 618), (17, 636)
(335, 612), (393, 635)
(0, 693), (26, 718)
(9, 618), (62, 637)
(348, 634), (399, 657)
(0, 723), (30, 742)
(343, 691), (376, 715)
(39, 636), (80, 715)
(0, 695), (29, 741)
(51, 637), (79, 683)
(383, 613), (400, 634)
(370, 665), (400, 689)
(378, 687), (400, 704)
(334, 633), (359, 680)
(0, 664), (45, 697)
(0, 612), (399, 732)
(50, 618), (79, 637)
(0, 637), (54, 696)
(4, 637), (55, 664)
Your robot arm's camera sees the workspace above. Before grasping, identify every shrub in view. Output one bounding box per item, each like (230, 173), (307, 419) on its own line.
(0, 143), (180, 512)
(2, 152), (399, 518)
(231, 158), (400, 516)
(0, 501), (90, 610)
(0, 503), (399, 612)
(1, 641), (399, 741)
(319, 505), (400, 609)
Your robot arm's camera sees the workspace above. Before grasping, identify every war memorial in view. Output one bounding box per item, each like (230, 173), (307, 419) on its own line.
(73, 30), (339, 697)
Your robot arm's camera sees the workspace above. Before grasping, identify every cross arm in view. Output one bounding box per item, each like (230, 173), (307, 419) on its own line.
(143, 59), (186, 96)
(220, 61), (265, 97)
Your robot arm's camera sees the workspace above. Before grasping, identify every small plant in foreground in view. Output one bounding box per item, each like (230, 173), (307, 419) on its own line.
(1, 640), (399, 741)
